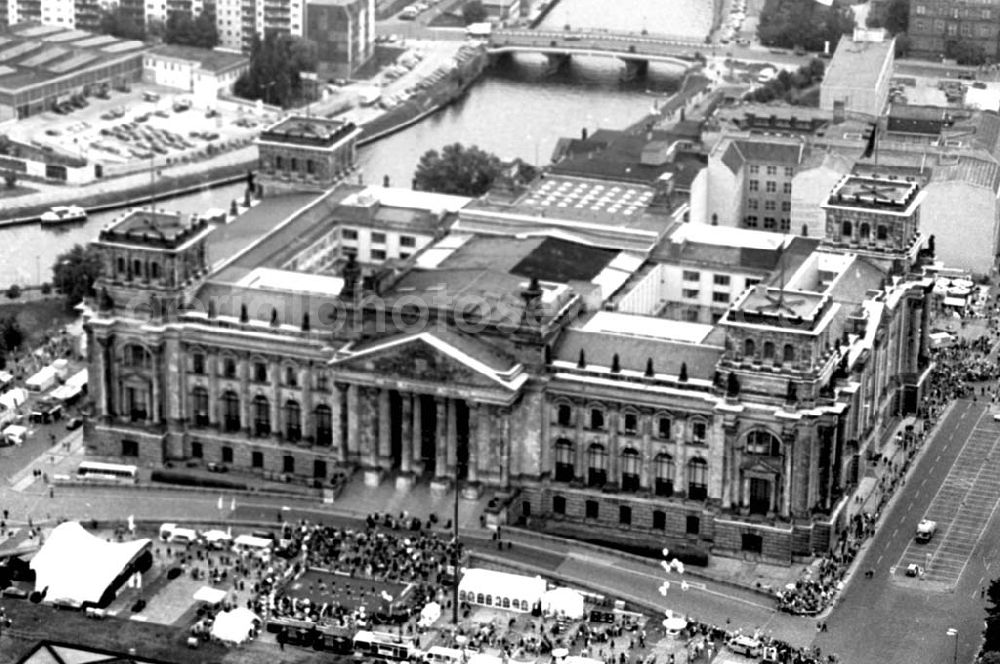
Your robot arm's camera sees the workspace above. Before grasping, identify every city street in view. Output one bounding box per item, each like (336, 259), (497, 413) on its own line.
(816, 399), (996, 664)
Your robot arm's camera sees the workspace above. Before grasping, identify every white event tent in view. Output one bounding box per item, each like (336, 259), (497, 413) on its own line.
(458, 568), (546, 613)
(30, 521), (151, 607)
(541, 587), (584, 619)
(211, 607), (261, 644)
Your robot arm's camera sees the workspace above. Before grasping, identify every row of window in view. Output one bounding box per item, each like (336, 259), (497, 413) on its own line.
(554, 442), (709, 497)
(681, 289), (730, 303)
(747, 180), (789, 194)
(747, 199), (791, 212)
(911, 18), (993, 37)
(554, 407), (707, 442)
(190, 388), (334, 443)
(744, 216), (791, 231)
(190, 443), (330, 477)
(747, 165), (794, 177)
(341, 229), (417, 247)
(740, 338), (797, 364)
(682, 271), (731, 286)
(548, 496), (701, 534)
(190, 353), (331, 391)
(914, 4), (991, 20)
(840, 220), (890, 242)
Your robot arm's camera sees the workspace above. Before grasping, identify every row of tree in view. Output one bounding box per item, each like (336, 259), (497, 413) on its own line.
(756, 0), (855, 53)
(745, 58), (825, 105)
(96, 6), (218, 49)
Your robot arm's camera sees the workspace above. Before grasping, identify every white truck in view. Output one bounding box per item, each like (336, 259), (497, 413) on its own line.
(916, 519), (937, 543)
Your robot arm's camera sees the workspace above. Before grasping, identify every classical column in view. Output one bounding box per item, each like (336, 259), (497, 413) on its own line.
(435, 397), (447, 477)
(302, 366), (313, 445)
(377, 388), (390, 466)
(722, 425), (737, 508)
(446, 398), (458, 477)
(400, 393), (413, 474)
(239, 355), (250, 435)
(269, 359), (280, 438)
(466, 403), (480, 483)
(500, 409), (511, 488)
(741, 476), (749, 508)
(782, 437), (793, 517)
(574, 401), (586, 481)
(332, 383), (346, 462)
(477, 404), (490, 483)
(208, 351), (219, 428)
(607, 409), (619, 487)
(640, 414), (652, 491)
(346, 384), (360, 460)
(150, 351), (160, 423)
(96, 337), (110, 417)
(411, 394), (423, 473)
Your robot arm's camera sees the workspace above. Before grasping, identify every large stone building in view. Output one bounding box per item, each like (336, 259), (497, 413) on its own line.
(905, 0), (1000, 62)
(83, 171), (934, 565)
(820, 28), (895, 119)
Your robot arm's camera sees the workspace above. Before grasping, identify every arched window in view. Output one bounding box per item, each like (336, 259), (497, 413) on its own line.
(687, 457), (708, 501)
(116, 256), (125, 276)
(554, 438), (574, 482)
(222, 391), (240, 432)
(252, 395), (270, 437)
(859, 222), (870, 240)
(782, 344), (796, 364)
(284, 400), (301, 442)
(556, 403), (572, 426)
(655, 454), (674, 497)
(315, 404), (332, 446)
(621, 448), (640, 492)
(841, 220), (853, 238)
(191, 386), (209, 427)
(763, 341), (775, 360)
(150, 262), (160, 279)
(133, 259), (143, 278)
(124, 344), (150, 368)
(746, 430), (782, 456)
(587, 444), (607, 487)
(744, 338), (756, 358)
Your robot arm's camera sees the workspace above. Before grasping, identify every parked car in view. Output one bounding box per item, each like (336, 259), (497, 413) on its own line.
(142, 91), (160, 102)
(207, 462), (228, 473)
(205, 108), (220, 118)
(131, 599), (147, 612)
(66, 417), (84, 431)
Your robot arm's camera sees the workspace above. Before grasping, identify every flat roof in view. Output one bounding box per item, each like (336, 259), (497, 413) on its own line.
(580, 311), (714, 344)
(824, 174), (921, 213)
(148, 44), (249, 73)
(258, 116), (359, 148)
(669, 223), (789, 252)
(823, 34), (893, 93)
(237, 267), (344, 295)
(341, 186), (471, 213)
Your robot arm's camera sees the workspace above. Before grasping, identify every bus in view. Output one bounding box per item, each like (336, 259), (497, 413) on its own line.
(76, 461), (138, 483)
(353, 631), (418, 660)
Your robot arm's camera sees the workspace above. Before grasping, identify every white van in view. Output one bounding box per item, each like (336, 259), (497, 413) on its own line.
(2, 424), (27, 446)
(232, 534), (273, 559)
(159, 523), (200, 544)
(728, 636), (762, 657)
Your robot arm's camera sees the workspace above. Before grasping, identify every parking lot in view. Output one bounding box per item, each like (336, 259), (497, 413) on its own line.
(894, 409), (1000, 588)
(4, 82), (270, 172)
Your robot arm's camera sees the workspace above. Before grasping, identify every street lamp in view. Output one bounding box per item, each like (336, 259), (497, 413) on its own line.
(947, 627), (958, 664)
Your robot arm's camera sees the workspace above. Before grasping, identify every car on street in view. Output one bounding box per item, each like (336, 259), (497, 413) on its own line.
(66, 417), (83, 431)
(143, 92), (160, 102)
(905, 563), (923, 577)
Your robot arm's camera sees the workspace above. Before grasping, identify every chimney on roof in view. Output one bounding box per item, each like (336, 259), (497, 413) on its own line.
(581, 127), (588, 140)
(832, 101), (845, 125)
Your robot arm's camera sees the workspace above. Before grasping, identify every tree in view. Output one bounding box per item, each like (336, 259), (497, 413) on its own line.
(984, 577), (1000, 652)
(165, 10), (218, 49)
(947, 40), (987, 65)
(982, 652), (1000, 664)
(462, 0), (488, 24)
(5, 284), (20, 299)
(52, 244), (103, 309)
(414, 143), (503, 196)
(0, 315), (23, 356)
(869, 0), (908, 35)
(757, 0), (855, 52)
(97, 6), (146, 40)
(233, 31), (317, 108)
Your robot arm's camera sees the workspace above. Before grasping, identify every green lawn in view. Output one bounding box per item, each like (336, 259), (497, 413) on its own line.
(0, 297), (77, 348)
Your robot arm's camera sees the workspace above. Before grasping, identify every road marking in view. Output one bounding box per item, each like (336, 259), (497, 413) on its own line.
(876, 555), (883, 565)
(921, 478), (927, 487)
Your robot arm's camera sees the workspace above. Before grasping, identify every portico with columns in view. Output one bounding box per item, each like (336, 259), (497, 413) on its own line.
(330, 328), (528, 493)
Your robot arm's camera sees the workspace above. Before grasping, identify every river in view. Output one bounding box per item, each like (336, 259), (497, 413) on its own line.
(538, 0), (717, 40)
(0, 54), (684, 286)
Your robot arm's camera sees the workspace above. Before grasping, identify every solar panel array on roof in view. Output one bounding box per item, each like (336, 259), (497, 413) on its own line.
(0, 41), (42, 62)
(48, 52), (97, 73)
(15, 24), (64, 37)
(522, 178), (653, 217)
(72, 35), (117, 47)
(101, 40), (144, 53)
(20, 46), (68, 67)
(43, 29), (91, 42)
